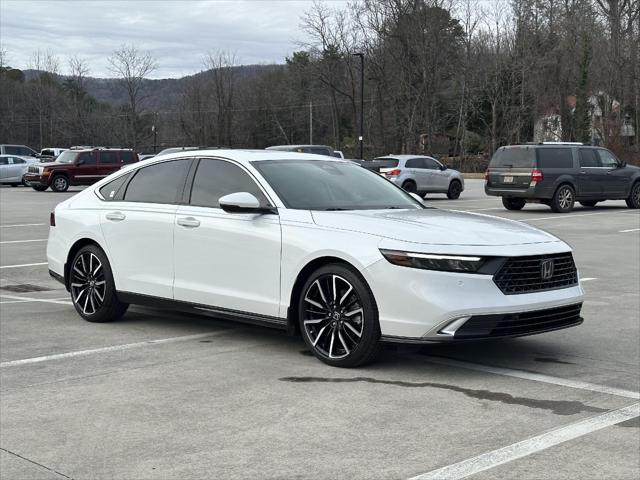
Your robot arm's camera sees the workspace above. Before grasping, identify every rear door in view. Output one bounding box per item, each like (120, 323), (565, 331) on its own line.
(97, 151), (121, 178)
(404, 158), (427, 190)
(597, 149), (628, 197)
(487, 147), (535, 190)
(578, 148), (604, 196)
(0, 156), (9, 181)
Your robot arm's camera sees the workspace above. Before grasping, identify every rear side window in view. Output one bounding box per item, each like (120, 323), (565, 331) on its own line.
(405, 158), (425, 168)
(120, 151), (136, 164)
(100, 151), (119, 164)
(489, 148), (535, 168)
(537, 148), (574, 168)
(190, 159), (268, 208)
(99, 173), (131, 201)
(124, 159), (191, 204)
(77, 152), (97, 165)
(579, 149), (599, 167)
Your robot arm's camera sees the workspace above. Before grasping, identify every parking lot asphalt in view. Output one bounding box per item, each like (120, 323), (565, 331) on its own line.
(1, 180), (638, 480)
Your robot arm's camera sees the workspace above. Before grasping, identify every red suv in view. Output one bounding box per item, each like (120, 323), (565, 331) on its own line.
(24, 148), (139, 192)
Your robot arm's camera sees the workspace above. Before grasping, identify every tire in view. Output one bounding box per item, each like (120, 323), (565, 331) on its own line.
(51, 175), (69, 192)
(502, 197), (526, 211)
(402, 180), (417, 194)
(298, 264), (381, 368)
(69, 245), (128, 323)
(446, 180), (462, 199)
(31, 185), (48, 191)
(550, 184), (575, 213)
(579, 201), (598, 208)
(626, 182), (640, 209)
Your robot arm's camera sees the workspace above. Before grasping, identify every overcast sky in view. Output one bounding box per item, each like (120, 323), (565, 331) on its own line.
(1, 0), (347, 78)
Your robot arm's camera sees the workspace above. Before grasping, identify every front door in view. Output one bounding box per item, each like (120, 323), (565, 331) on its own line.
(73, 151), (100, 185)
(597, 149), (629, 197)
(173, 158), (282, 317)
(577, 149), (603, 196)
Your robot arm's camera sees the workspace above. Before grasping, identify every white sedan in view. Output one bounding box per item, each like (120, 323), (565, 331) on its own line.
(47, 150), (584, 367)
(0, 154), (39, 186)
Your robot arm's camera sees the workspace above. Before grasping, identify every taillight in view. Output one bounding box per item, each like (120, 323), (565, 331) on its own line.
(384, 169), (402, 177)
(531, 168), (543, 182)
(50, 211), (56, 226)
(484, 168), (490, 181)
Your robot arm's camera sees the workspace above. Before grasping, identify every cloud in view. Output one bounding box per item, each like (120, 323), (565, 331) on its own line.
(0, 0), (348, 78)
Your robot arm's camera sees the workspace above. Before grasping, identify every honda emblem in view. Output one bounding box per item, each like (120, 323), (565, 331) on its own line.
(540, 259), (554, 280)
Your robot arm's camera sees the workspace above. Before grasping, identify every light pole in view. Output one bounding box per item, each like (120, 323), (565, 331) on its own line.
(352, 52), (364, 159)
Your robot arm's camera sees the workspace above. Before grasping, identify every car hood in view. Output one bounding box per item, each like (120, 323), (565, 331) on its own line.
(310, 208), (558, 246)
(37, 161), (63, 168)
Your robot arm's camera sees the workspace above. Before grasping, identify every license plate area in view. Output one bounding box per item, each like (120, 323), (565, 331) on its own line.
(503, 175), (514, 184)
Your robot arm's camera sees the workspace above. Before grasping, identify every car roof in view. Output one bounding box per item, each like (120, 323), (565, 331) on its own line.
(266, 145), (334, 150)
(375, 154), (436, 160)
(151, 149), (347, 166)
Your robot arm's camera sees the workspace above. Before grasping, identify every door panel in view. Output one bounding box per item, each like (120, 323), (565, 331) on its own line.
(73, 151), (100, 184)
(578, 149), (603, 196)
(597, 150), (628, 197)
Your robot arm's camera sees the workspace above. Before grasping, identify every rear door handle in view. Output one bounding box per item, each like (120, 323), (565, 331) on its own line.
(177, 217), (200, 228)
(105, 211), (126, 221)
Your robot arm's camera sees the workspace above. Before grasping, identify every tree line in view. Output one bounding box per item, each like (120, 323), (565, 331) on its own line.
(1, 0), (638, 163)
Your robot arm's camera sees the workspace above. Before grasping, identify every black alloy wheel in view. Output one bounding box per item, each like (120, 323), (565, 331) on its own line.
(70, 245), (128, 322)
(299, 264), (380, 367)
(447, 180), (462, 199)
(626, 182), (640, 209)
(551, 185), (575, 213)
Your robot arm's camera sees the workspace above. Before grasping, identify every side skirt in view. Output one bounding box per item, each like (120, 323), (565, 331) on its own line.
(116, 291), (288, 331)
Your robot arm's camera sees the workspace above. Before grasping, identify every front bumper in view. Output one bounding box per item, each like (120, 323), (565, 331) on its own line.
(23, 173), (50, 187)
(365, 257), (585, 341)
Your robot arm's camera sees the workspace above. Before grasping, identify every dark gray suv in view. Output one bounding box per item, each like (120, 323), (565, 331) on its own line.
(485, 143), (640, 213)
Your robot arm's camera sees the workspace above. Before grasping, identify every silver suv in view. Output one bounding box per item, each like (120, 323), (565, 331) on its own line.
(373, 155), (465, 199)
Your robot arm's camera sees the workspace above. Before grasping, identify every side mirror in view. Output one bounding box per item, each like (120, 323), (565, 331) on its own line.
(219, 192), (275, 214)
(440, 164), (448, 170)
(76, 158), (85, 166)
(619, 161), (627, 168)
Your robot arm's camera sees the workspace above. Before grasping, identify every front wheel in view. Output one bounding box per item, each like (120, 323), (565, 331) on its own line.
(551, 185), (575, 213)
(70, 245), (128, 322)
(299, 264), (380, 367)
(626, 182), (640, 209)
(502, 197), (526, 210)
(447, 180), (462, 199)
(51, 175), (69, 192)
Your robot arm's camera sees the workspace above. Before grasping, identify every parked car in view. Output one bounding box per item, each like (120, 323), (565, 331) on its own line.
(369, 155), (465, 199)
(38, 147), (68, 162)
(0, 144), (38, 157)
(156, 146), (224, 156)
(47, 150), (583, 367)
(485, 143), (640, 212)
(266, 145), (342, 158)
(0, 155), (39, 186)
(23, 148), (139, 192)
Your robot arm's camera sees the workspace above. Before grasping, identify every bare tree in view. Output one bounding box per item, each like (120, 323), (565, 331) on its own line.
(204, 50), (237, 146)
(108, 45), (157, 149)
(29, 50), (60, 149)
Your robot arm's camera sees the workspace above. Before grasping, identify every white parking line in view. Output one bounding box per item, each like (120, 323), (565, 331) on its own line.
(0, 294), (72, 306)
(524, 211), (639, 222)
(409, 402), (640, 480)
(0, 331), (229, 368)
(0, 223), (46, 228)
(0, 239), (47, 244)
(580, 277), (597, 282)
(619, 228), (640, 233)
(0, 262), (48, 269)
(420, 356), (640, 400)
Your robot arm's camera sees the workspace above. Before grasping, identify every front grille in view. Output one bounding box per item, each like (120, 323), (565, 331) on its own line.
(28, 166), (40, 174)
(494, 252), (578, 295)
(454, 303), (583, 339)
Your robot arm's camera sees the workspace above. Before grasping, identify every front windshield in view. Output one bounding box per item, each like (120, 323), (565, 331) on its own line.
(55, 150), (77, 163)
(252, 160), (424, 211)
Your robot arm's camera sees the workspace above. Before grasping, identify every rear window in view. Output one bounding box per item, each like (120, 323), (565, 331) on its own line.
(537, 148), (574, 168)
(372, 158), (399, 168)
(489, 148), (535, 168)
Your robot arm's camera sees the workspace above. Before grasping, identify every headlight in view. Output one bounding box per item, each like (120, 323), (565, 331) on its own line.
(380, 249), (485, 273)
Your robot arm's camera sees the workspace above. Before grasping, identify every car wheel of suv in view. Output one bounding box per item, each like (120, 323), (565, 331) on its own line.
(447, 180), (462, 199)
(502, 197), (526, 210)
(31, 185), (48, 191)
(580, 201), (598, 208)
(51, 175), (69, 192)
(70, 245), (128, 323)
(551, 185), (575, 213)
(299, 264), (381, 368)
(402, 181), (417, 194)
(626, 182), (640, 209)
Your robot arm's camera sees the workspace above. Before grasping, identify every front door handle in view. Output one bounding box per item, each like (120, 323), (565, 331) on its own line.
(105, 211), (126, 221)
(177, 217), (200, 228)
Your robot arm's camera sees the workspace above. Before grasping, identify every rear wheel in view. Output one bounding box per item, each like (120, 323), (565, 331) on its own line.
(579, 200), (598, 208)
(402, 181), (417, 194)
(447, 180), (462, 199)
(70, 245), (128, 323)
(502, 197), (526, 211)
(31, 185), (48, 191)
(551, 185), (575, 213)
(51, 175), (69, 192)
(299, 264), (380, 368)
(626, 182), (640, 209)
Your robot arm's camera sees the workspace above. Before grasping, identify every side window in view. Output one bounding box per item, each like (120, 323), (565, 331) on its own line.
(309, 147), (331, 156)
(4, 146), (19, 155)
(579, 149), (599, 168)
(597, 150), (619, 169)
(99, 173), (131, 201)
(120, 151), (136, 164)
(99, 151), (119, 164)
(124, 159), (191, 204)
(13, 157), (25, 164)
(18, 147), (35, 156)
(537, 148), (574, 168)
(423, 158), (440, 170)
(405, 158), (425, 168)
(77, 152), (97, 165)
(0, 157), (8, 165)
(190, 159), (268, 208)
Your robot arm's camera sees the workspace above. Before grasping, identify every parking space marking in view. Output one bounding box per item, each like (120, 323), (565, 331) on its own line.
(619, 228), (640, 233)
(409, 402), (640, 480)
(0, 223), (46, 228)
(580, 277), (597, 282)
(0, 297), (70, 305)
(0, 239), (47, 244)
(523, 211), (639, 222)
(0, 262), (48, 269)
(0, 331), (230, 368)
(0, 294), (72, 306)
(420, 356), (640, 400)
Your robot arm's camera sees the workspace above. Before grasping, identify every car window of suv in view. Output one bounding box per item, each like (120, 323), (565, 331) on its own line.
(579, 149), (599, 168)
(190, 159), (268, 208)
(4, 146), (19, 155)
(124, 159), (191, 204)
(99, 151), (119, 164)
(18, 147), (35, 156)
(597, 150), (619, 169)
(77, 152), (97, 165)
(406, 158), (425, 168)
(120, 151), (136, 164)
(537, 148), (574, 168)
